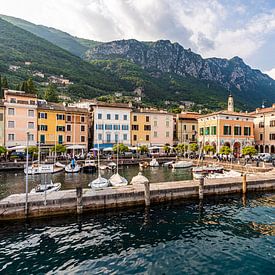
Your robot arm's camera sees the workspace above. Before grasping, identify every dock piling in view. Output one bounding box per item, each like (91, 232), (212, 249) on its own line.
(76, 184), (83, 215)
(242, 173), (247, 194)
(198, 176), (205, 200)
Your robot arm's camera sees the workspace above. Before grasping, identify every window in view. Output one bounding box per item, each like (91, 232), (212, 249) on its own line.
(58, 135), (63, 144)
(270, 120), (275, 127)
(123, 115), (128, 120)
(223, 125), (231, 135)
(144, 125), (151, 131)
(234, 126), (241, 136)
(67, 125), (72, 131)
(259, 121), (264, 128)
(166, 121), (169, 127)
(96, 124), (103, 130)
(105, 124), (112, 130)
(56, 114), (64, 120)
(166, 131), (169, 138)
(192, 125), (195, 131)
(8, 134), (15, 141)
(0, 114), (3, 121)
(98, 113), (102, 119)
(81, 125), (85, 132)
(133, 135), (137, 141)
(81, 136), (85, 142)
(40, 135), (45, 144)
(210, 126), (216, 135)
(270, 134), (275, 140)
(123, 134), (127, 140)
(133, 115), (137, 122)
(66, 115), (71, 122)
(146, 135), (149, 141)
(8, 121), (15, 128)
(183, 125), (187, 131)
(98, 133), (102, 141)
(192, 134), (196, 141)
(8, 108), (14, 115)
(205, 127), (210, 135)
(81, 116), (85, 123)
(56, 126), (65, 132)
(28, 110), (34, 117)
(146, 116), (149, 122)
(28, 134), (34, 141)
(154, 121), (157, 127)
(106, 133), (111, 143)
(67, 136), (71, 142)
(39, 125), (48, 131)
(113, 125), (120, 130)
(244, 127), (251, 136)
(39, 112), (47, 119)
(260, 133), (263, 140)
(10, 98), (16, 103)
(115, 134), (119, 143)
(107, 114), (111, 120)
(186, 134), (188, 140)
(115, 114), (119, 120)
(122, 125), (129, 130)
(154, 131), (157, 137)
(199, 128), (204, 135)
(28, 122), (34, 129)
(30, 100), (35, 105)
(132, 125), (139, 131)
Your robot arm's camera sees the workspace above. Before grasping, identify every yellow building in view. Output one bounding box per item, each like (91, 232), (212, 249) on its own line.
(37, 102), (66, 149)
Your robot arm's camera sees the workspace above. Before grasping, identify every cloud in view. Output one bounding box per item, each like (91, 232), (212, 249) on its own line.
(265, 68), (275, 80)
(1, 0), (275, 70)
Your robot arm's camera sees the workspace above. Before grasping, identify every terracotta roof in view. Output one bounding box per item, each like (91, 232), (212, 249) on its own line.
(93, 101), (132, 109)
(133, 108), (173, 115)
(199, 110), (255, 118)
(250, 106), (275, 115)
(38, 102), (88, 113)
(178, 112), (200, 120)
(4, 89), (37, 98)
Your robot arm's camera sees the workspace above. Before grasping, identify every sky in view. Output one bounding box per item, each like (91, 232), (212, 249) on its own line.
(1, 0), (275, 79)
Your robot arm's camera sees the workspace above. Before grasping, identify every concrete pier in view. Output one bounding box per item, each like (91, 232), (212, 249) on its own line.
(0, 172), (275, 221)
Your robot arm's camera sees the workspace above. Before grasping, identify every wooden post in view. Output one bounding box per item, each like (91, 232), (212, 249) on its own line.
(144, 182), (150, 206)
(242, 173), (247, 194)
(199, 176), (204, 200)
(76, 184), (83, 215)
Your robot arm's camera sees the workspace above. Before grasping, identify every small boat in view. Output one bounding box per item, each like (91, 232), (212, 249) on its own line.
(30, 181), (61, 194)
(99, 165), (108, 170)
(139, 161), (149, 168)
(207, 170), (242, 179)
(172, 160), (193, 169)
(193, 165), (224, 179)
(24, 162), (64, 175)
(149, 158), (159, 167)
(55, 162), (66, 168)
(109, 173), (128, 187)
(82, 159), (96, 173)
(163, 161), (175, 167)
(107, 162), (117, 170)
(89, 175), (109, 189)
(65, 160), (81, 173)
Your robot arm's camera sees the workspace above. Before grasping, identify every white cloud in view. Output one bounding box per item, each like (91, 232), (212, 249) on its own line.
(1, 0), (275, 71)
(265, 68), (275, 79)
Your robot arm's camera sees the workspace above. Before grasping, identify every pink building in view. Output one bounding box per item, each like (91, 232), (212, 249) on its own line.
(4, 90), (37, 147)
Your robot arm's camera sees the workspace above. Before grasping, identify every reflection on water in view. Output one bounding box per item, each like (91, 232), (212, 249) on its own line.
(0, 193), (274, 274)
(0, 166), (193, 199)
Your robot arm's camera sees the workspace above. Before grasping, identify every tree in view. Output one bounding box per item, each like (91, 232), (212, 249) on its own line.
(0, 75), (2, 98)
(242, 146), (257, 157)
(51, 144), (66, 154)
(0, 146), (7, 155)
(163, 145), (170, 154)
(113, 143), (129, 154)
(27, 78), (37, 94)
(25, 146), (38, 161)
(2, 76), (8, 89)
(176, 143), (188, 154)
(20, 81), (28, 92)
(138, 145), (149, 154)
(189, 143), (198, 152)
(219, 145), (232, 155)
(44, 84), (59, 102)
(203, 145), (215, 154)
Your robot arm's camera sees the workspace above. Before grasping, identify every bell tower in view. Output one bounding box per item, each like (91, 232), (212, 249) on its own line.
(228, 93), (234, 112)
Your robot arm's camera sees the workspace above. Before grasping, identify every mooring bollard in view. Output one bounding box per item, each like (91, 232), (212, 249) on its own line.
(130, 172), (150, 206)
(199, 176), (205, 200)
(242, 173), (247, 194)
(76, 184), (83, 215)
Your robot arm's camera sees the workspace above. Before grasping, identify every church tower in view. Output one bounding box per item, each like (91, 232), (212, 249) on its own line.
(228, 93), (234, 112)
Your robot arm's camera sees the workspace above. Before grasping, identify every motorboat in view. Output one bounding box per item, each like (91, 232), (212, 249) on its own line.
(193, 165), (224, 179)
(30, 181), (61, 194)
(109, 173), (128, 187)
(139, 161), (149, 168)
(206, 170), (242, 179)
(89, 175), (109, 189)
(163, 161), (174, 167)
(65, 160), (81, 173)
(55, 162), (66, 168)
(24, 162), (64, 175)
(82, 159), (96, 173)
(107, 162), (117, 170)
(172, 160), (193, 169)
(149, 158), (159, 167)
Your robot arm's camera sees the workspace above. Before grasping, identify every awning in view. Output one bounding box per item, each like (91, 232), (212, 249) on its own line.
(66, 145), (86, 150)
(149, 146), (161, 150)
(7, 146), (26, 151)
(94, 143), (114, 149)
(90, 148), (100, 151)
(103, 147), (113, 151)
(128, 146), (138, 150)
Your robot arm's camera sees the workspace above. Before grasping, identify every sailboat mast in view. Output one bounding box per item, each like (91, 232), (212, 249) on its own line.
(96, 106), (101, 178)
(116, 140), (119, 174)
(73, 113), (76, 158)
(54, 113), (57, 163)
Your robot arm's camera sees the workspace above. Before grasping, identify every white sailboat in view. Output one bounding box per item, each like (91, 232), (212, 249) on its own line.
(172, 160), (193, 169)
(149, 157), (159, 167)
(109, 142), (128, 187)
(89, 106), (109, 189)
(30, 180), (61, 194)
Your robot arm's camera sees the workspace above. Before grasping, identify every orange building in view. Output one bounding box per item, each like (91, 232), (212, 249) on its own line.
(198, 95), (255, 156)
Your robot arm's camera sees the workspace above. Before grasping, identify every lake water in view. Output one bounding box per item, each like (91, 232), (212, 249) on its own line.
(0, 193), (274, 274)
(0, 165), (193, 199)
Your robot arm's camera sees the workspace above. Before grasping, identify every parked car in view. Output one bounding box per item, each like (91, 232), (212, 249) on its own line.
(9, 151), (30, 161)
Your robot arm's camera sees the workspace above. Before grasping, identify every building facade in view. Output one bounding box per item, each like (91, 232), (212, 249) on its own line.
(176, 112), (199, 144)
(0, 102), (5, 147)
(198, 95), (255, 156)
(4, 90), (37, 147)
(251, 104), (275, 153)
(92, 102), (132, 148)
